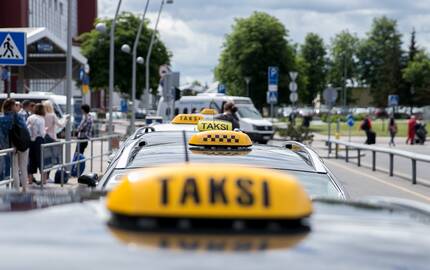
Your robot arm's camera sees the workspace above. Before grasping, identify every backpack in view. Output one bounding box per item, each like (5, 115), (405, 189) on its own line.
(54, 169), (70, 184)
(9, 116), (31, 152)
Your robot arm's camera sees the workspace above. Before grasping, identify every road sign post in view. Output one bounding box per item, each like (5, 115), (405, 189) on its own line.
(0, 31), (27, 97)
(268, 67), (279, 119)
(323, 87), (338, 150)
(388, 95), (399, 116)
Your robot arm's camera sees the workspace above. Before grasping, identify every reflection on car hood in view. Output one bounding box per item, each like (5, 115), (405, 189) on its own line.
(0, 198), (429, 269)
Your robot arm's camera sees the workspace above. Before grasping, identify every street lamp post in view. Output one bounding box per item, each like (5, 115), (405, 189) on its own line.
(244, 76), (251, 97)
(145, 0), (173, 109)
(130, 0), (151, 133)
(65, 0), (73, 166)
(95, 0), (122, 152)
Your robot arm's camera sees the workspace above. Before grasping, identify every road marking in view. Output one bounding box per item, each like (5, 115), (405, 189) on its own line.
(326, 160), (430, 203)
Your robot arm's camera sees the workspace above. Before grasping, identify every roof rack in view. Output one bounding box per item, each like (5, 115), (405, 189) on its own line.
(282, 141), (327, 173)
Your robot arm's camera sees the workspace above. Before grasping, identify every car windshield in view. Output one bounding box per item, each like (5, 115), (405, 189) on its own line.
(104, 167), (341, 198)
(236, 105), (263, 119)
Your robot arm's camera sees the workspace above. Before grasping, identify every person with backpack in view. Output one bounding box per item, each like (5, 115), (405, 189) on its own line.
(27, 104), (46, 185)
(2, 99), (31, 192)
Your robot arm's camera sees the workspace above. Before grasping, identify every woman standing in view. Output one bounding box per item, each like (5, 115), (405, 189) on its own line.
(388, 117), (397, 147)
(27, 104), (46, 185)
(43, 100), (69, 182)
(1, 99), (30, 192)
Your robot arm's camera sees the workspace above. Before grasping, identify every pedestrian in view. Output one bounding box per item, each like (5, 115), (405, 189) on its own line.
(406, 115), (416, 145)
(43, 100), (69, 182)
(19, 100), (34, 122)
(215, 102), (240, 130)
(27, 103), (46, 185)
(360, 115), (373, 144)
(76, 104), (93, 154)
(1, 99), (30, 192)
(388, 117), (397, 147)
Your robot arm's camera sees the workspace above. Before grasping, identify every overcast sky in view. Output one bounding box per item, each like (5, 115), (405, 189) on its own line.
(99, 0), (430, 84)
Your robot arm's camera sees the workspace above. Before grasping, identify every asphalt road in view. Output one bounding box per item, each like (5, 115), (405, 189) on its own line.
(273, 134), (430, 204)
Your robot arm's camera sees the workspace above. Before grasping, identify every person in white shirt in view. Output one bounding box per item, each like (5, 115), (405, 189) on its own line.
(27, 104), (46, 185)
(42, 100), (69, 182)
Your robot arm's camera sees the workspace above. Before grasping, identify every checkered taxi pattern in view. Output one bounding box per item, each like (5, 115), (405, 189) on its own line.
(202, 134), (240, 143)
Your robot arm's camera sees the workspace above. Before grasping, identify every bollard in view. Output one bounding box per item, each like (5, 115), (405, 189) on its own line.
(335, 143), (338, 159)
(41, 146), (45, 189)
(372, 151), (376, 171)
(412, 159), (417, 185)
(328, 141), (332, 155)
(389, 154), (394, 177)
(345, 146), (349, 163)
(91, 140), (94, 172)
(357, 149), (361, 167)
(101, 139), (104, 172)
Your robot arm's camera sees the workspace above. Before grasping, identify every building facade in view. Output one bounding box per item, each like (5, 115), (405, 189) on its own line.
(0, 0), (97, 96)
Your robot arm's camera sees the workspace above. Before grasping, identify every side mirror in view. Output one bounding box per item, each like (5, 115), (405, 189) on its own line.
(107, 151), (117, 165)
(78, 173), (99, 187)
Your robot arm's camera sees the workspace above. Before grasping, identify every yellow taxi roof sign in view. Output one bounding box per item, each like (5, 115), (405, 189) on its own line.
(107, 164), (312, 220)
(197, 120), (232, 132)
(189, 130), (252, 148)
(200, 108), (218, 115)
(172, 114), (204, 125)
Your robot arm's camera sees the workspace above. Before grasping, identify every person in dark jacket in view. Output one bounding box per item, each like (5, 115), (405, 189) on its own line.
(1, 99), (29, 191)
(215, 102), (240, 130)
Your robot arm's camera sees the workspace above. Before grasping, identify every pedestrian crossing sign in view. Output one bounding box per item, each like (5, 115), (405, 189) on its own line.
(0, 32), (26, 66)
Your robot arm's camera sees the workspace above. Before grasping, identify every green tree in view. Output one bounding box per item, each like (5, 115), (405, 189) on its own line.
(328, 30), (359, 89)
(357, 16), (403, 106)
(300, 33), (327, 104)
(402, 51), (430, 105)
(79, 12), (171, 99)
(215, 12), (298, 109)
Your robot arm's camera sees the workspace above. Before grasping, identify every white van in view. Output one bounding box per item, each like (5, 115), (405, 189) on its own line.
(157, 93), (274, 143)
(0, 92), (73, 137)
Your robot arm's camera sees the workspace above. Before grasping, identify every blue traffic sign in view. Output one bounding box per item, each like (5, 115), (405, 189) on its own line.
(218, 83), (226, 94)
(388, 95), (399, 107)
(267, 91), (278, 104)
(0, 32), (26, 66)
(268, 66), (279, 86)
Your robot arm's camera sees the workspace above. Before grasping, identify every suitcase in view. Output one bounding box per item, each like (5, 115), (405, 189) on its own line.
(71, 153), (86, 177)
(367, 131), (376, 145)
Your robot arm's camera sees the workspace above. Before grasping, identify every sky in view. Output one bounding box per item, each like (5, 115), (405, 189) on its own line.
(98, 0), (430, 84)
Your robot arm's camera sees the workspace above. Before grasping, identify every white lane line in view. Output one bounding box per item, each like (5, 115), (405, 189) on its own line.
(326, 159), (430, 203)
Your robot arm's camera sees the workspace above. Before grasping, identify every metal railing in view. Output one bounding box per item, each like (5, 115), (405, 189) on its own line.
(0, 148), (14, 188)
(41, 135), (121, 188)
(327, 139), (430, 185)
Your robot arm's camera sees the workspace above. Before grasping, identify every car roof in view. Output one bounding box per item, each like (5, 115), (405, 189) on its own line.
(122, 142), (315, 172)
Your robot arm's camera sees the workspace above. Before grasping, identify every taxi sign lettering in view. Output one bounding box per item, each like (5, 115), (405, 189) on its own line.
(197, 120), (232, 132)
(172, 114), (204, 125)
(160, 177), (270, 208)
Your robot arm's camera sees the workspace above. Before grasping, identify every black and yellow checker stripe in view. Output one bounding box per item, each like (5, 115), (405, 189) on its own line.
(202, 134), (240, 143)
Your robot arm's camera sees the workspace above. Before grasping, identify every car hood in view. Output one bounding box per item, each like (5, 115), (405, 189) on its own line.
(0, 199), (429, 270)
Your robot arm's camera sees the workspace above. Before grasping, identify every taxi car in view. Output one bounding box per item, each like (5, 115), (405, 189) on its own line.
(82, 115), (346, 199)
(1, 163), (430, 269)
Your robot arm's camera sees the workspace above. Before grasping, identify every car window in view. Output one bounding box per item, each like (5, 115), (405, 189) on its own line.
(104, 167), (340, 198)
(236, 105), (263, 119)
